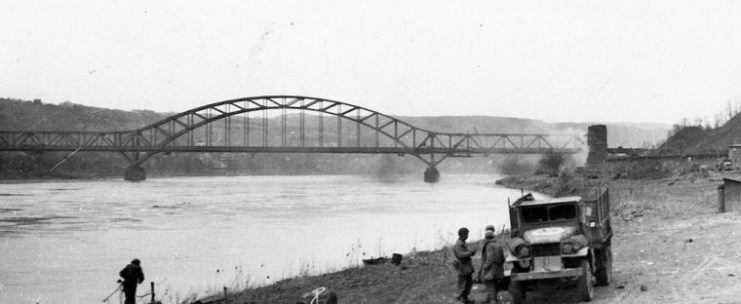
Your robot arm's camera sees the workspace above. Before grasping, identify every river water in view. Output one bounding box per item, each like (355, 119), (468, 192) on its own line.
(0, 174), (535, 304)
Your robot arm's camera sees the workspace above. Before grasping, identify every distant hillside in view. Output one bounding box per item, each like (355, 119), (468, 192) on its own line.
(659, 111), (741, 155)
(657, 126), (710, 155)
(0, 98), (170, 131)
(0, 98), (670, 179)
(400, 117), (670, 148)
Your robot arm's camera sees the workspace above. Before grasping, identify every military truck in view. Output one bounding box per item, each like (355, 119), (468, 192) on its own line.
(505, 189), (612, 303)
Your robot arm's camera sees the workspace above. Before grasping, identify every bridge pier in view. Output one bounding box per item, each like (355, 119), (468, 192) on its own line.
(423, 167), (440, 183)
(124, 165), (146, 182)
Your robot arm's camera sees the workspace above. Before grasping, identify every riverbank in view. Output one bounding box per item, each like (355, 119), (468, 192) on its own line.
(194, 171), (741, 304)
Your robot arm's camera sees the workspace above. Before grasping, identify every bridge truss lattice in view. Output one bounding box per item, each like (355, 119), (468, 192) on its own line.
(0, 95), (584, 168)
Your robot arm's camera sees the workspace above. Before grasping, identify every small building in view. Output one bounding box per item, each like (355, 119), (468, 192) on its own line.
(719, 177), (741, 213)
(729, 144), (741, 164)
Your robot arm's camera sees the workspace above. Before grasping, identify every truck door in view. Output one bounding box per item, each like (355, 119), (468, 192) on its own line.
(582, 200), (602, 243)
(597, 189), (612, 240)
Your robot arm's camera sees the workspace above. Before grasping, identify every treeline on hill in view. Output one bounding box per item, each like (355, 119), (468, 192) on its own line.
(659, 100), (741, 155)
(0, 98), (668, 179)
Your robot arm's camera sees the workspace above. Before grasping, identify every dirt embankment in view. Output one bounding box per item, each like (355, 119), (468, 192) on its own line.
(196, 172), (741, 304)
(595, 176), (741, 304)
(499, 173), (741, 304)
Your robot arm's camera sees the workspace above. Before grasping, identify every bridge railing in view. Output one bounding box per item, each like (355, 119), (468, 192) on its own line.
(0, 130), (583, 154)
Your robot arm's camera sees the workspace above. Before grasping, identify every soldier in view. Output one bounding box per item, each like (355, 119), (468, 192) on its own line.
(453, 227), (477, 304)
(477, 225), (497, 282)
(481, 229), (506, 304)
(119, 258), (145, 304)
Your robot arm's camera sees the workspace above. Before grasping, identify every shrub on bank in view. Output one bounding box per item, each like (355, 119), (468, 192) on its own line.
(537, 150), (565, 176)
(612, 159), (673, 180)
(495, 155), (537, 175)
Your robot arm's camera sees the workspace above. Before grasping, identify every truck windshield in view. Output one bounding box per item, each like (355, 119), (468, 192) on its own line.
(521, 204), (577, 223)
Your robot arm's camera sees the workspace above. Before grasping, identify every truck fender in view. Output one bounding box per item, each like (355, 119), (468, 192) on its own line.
(561, 246), (589, 257)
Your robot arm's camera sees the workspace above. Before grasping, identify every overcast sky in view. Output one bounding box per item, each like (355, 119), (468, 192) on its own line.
(2, 1), (741, 125)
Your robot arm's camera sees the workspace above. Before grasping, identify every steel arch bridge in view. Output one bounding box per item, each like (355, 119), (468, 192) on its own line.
(0, 95), (584, 182)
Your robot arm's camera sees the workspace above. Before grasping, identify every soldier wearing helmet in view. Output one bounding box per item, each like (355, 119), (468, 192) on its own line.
(453, 227), (477, 304)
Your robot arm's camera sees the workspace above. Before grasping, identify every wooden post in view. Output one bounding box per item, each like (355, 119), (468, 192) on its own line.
(223, 286), (228, 304)
(150, 282), (155, 304)
(718, 184), (726, 213)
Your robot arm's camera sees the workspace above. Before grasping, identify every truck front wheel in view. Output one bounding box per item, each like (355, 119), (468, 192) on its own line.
(577, 260), (594, 301)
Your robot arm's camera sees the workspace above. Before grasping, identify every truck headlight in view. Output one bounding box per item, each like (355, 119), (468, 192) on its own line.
(561, 242), (574, 254)
(517, 245), (530, 257)
(509, 237), (529, 258)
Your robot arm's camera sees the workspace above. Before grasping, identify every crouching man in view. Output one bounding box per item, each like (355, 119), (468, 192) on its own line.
(119, 258), (145, 304)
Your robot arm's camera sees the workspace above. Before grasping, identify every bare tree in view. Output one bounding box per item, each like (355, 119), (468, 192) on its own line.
(728, 100), (735, 120)
(715, 113), (724, 128)
(680, 117), (689, 127)
(694, 117), (703, 127)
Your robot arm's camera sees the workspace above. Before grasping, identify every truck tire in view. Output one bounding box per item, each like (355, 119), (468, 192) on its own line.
(595, 246), (612, 286)
(577, 260), (594, 301)
(509, 280), (525, 304)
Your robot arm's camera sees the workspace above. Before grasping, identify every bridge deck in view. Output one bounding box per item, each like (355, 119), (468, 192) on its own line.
(0, 144), (581, 155)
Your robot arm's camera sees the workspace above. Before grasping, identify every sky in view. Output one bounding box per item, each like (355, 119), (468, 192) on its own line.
(2, 0), (741, 125)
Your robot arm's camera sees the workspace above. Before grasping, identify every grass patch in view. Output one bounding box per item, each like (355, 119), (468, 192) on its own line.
(609, 177), (718, 220)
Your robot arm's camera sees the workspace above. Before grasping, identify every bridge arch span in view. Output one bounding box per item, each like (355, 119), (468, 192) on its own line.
(135, 95), (437, 160)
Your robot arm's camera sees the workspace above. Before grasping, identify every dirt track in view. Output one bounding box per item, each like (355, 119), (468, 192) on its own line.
(472, 175), (741, 304)
(598, 212), (741, 304)
(469, 212), (741, 304)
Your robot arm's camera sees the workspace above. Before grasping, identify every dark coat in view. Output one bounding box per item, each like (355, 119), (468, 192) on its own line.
(119, 263), (145, 287)
(481, 239), (506, 281)
(453, 238), (476, 275)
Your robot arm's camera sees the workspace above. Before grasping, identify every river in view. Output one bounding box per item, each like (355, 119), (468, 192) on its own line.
(0, 174), (537, 304)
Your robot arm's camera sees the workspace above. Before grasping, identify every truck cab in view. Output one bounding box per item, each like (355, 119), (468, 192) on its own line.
(505, 189), (612, 303)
